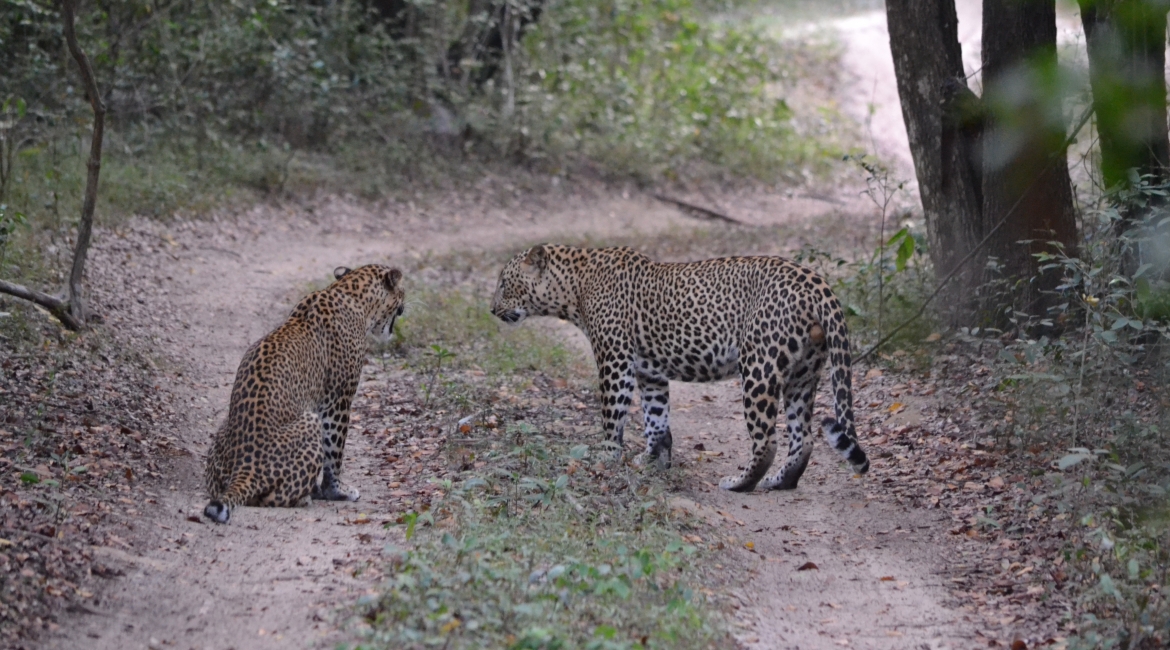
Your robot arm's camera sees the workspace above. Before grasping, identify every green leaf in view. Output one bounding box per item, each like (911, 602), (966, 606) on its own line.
(593, 625), (617, 639)
(554, 474), (569, 490)
(569, 444), (589, 460)
(402, 511), (419, 541)
(1127, 558), (1139, 580)
(895, 230), (915, 271)
(19, 472), (39, 485)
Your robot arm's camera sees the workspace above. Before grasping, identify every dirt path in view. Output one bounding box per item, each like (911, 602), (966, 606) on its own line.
(35, 6), (991, 650)
(33, 177), (977, 649)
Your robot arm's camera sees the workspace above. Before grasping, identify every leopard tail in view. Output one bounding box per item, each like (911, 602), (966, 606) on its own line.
(818, 299), (869, 474)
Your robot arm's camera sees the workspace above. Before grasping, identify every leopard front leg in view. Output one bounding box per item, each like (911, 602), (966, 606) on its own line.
(634, 369), (672, 469)
(312, 390), (360, 501)
(719, 358), (780, 492)
(595, 346), (636, 462)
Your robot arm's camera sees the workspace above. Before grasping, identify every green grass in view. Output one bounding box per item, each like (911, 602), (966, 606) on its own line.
(388, 286), (583, 379)
(355, 442), (727, 649)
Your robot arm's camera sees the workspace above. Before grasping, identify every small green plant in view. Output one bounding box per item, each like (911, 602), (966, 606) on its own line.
(354, 430), (727, 650)
(421, 344), (457, 408)
(0, 203), (28, 266)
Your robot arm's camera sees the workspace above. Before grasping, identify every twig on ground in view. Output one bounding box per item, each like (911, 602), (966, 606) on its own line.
(653, 193), (750, 226)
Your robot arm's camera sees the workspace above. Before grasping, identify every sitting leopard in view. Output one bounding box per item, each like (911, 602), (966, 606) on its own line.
(490, 245), (868, 492)
(203, 264), (405, 523)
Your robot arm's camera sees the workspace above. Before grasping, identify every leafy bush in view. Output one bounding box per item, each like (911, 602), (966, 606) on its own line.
(972, 178), (1170, 648)
(506, 0), (814, 182)
(387, 285), (581, 378)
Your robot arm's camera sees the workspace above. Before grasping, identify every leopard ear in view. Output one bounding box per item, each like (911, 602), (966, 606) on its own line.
(334, 266), (352, 280)
(383, 268), (402, 291)
(524, 245), (548, 272)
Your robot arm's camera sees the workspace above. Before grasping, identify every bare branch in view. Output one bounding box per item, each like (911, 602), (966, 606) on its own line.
(0, 279), (83, 330)
(652, 193), (750, 226)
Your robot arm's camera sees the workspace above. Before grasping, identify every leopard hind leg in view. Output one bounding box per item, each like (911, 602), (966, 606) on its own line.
(761, 340), (826, 490)
(760, 376), (819, 490)
(719, 350), (781, 492)
(265, 413), (324, 507)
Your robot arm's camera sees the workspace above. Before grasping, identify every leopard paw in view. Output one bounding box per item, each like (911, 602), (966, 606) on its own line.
(312, 482), (360, 502)
(204, 501), (231, 524)
(759, 471), (801, 491)
(633, 450), (672, 470)
(719, 474), (758, 493)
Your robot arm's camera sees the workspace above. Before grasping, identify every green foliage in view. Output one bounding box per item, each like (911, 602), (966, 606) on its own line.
(512, 0), (814, 182)
(814, 156), (935, 356)
(0, 203), (27, 265)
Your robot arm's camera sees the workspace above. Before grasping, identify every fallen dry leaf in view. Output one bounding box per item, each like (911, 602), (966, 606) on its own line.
(797, 562), (819, 571)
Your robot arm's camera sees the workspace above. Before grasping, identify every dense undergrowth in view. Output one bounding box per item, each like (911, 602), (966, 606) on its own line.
(0, 0), (837, 298)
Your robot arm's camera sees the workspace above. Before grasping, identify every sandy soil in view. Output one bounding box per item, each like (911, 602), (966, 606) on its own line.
(37, 6), (993, 650)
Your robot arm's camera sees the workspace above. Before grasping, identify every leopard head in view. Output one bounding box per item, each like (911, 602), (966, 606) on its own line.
(333, 264), (405, 342)
(491, 244), (563, 325)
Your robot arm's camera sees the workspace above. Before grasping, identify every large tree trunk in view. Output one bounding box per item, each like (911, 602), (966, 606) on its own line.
(1079, 0), (1170, 197)
(886, 0), (985, 325)
(1079, 0), (1168, 278)
(980, 0), (1079, 318)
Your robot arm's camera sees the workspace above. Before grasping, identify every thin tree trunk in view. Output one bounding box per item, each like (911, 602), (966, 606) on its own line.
(886, 0), (985, 325)
(61, 0), (106, 325)
(980, 0), (1078, 318)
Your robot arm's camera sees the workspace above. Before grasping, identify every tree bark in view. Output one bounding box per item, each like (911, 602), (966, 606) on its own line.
(1079, 0), (1170, 197)
(886, 0), (985, 324)
(61, 0), (106, 326)
(446, 0), (545, 87)
(980, 0), (1078, 317)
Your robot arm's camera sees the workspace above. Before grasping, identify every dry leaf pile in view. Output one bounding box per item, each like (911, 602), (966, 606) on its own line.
(850, 342), (1169, 648)
(0, 328), (183, 648)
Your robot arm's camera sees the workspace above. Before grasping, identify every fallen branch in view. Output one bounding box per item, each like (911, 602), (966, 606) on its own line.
(0, 279), (83, 330)
(653, 193), (750, 226)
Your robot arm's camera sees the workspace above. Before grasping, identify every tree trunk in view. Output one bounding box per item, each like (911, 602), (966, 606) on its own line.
(446, 0), (545, 87)
(980, 0), (1078, 319)
(886, 0), (985, 324)
(1079, 0), (1170, 197)
(62, 0), (105, 325)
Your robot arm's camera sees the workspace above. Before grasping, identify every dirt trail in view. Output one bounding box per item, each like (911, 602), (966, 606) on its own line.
(37, 7), (988, 650)
(36, 177), (975, 649)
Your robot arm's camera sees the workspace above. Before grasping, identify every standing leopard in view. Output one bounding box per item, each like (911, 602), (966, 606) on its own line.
(490, 245), (868, 492)
(203, 264), (405, 523)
